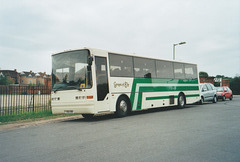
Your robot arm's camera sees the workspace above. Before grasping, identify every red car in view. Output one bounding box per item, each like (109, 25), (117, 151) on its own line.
(216, 86), (233, 101)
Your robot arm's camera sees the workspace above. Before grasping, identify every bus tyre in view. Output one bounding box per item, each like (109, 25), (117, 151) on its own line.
(116, 96), (129, 117)
(178, 93), (185, 109)
(82, 114), (94, 119)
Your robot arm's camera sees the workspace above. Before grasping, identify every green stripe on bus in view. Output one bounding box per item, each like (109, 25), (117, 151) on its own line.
(139, 86), (199, 92)
(146, 96), (175, 100)
(146, 94), (200, 101)
(130, 78), (199, 110)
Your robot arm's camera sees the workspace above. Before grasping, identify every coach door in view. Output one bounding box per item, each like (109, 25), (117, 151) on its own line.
(95, 56), (110, 112)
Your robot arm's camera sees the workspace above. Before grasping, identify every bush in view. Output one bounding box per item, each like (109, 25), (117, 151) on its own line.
(230, 76), (240, 95)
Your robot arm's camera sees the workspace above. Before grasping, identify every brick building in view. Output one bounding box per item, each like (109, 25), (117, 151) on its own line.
(200, 76), (214, 85)
(0, 69), (51, 87)
(222, 79), (230, 87)
(20, 71), (36, 85)
(200, 76), (230, 87)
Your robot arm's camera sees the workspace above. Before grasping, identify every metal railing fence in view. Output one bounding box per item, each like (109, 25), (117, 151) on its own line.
(0, 85), (51, 116)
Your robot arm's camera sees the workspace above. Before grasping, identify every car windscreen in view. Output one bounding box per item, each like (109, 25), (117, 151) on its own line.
(217, 88), (224, 92)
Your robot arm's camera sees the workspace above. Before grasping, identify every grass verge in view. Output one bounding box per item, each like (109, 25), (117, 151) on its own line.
(0, 110), (76, 125)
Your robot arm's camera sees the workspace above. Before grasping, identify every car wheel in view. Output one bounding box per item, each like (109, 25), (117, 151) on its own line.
(199, 96), (204, 105)
(212, 96), (217, 103)
(222, 96), (226, 101)
(230, 95), (233, 100)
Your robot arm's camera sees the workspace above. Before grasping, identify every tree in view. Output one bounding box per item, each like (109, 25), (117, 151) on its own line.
(216, 75), (224, 78)
(199, 71), (208, 77)
(7, 76), (15, 84)
(0, 75), (15, 85)
(0, 75), (8, 85)
(230, 76), (240, 95)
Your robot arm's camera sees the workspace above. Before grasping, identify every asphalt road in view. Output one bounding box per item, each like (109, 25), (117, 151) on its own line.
(1, 96), (240, 162)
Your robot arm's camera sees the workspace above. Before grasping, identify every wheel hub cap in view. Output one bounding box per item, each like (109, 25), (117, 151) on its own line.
(120, 100), (127, 112)
(180, 96), (184, 106)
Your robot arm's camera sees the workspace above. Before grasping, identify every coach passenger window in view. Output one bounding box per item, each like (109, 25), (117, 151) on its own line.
(174, 63), (185, 79)
(185, 64), (198, 79)
(109, 53), (133, 77)
(134, 57), (156, 78)
(156, 60), (174, 78)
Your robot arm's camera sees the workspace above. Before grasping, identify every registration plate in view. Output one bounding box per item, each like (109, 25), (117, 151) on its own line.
(64, 110), (74, 114)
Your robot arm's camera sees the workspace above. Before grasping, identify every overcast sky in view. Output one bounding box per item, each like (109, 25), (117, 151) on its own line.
(1, 0), (240, 77)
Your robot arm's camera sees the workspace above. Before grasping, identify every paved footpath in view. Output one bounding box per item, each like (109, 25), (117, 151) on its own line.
(0, 115), (83, 131)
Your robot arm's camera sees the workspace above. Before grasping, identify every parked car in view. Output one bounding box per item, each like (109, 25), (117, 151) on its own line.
(199, 83), (217, 104)
(216, 86), (233, 101)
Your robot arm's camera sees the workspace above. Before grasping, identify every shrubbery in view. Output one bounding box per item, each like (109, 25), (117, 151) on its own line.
(230, 76), (240, 95)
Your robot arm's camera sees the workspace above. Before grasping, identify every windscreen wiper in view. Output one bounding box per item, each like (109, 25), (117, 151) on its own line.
(65, 86), (82, 91)
(53, 88), (61, 93)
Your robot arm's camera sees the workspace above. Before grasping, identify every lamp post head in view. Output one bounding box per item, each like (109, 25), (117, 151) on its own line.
(179, 42), (186, 45)
(173, 41), (186, 60)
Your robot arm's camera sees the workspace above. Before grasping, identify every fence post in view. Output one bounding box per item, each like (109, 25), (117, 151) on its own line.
(0, 86), (2, 116)
(32, 86), (35, 112)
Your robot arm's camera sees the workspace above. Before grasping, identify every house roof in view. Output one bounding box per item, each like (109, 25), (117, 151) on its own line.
(20, 71), (36, 78)
(0, 70), (50, 79)
(0, 70), (19, 79)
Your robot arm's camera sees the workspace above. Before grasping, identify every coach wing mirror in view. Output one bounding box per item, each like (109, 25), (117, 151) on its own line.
(87, 65), (91, 71)
(88, 56), (93, 66)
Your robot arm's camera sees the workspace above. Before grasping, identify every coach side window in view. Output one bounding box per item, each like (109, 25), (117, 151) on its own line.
(174, 63), (185, 79)
(156, 60), (174, 79)
(133, 57), (156, 78)
(109, 53), (134, 77)
(185, 64), (198, 79)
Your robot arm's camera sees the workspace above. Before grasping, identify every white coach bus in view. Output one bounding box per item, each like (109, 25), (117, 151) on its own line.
(51, 48), (200, 118)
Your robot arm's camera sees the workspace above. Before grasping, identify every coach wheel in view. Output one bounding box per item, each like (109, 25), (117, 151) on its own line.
(116, 96), (129, 117)
(178, 93), (185, 108)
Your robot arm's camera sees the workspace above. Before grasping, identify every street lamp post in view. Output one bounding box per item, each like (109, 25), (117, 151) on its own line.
(173, 42), (186, 60)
